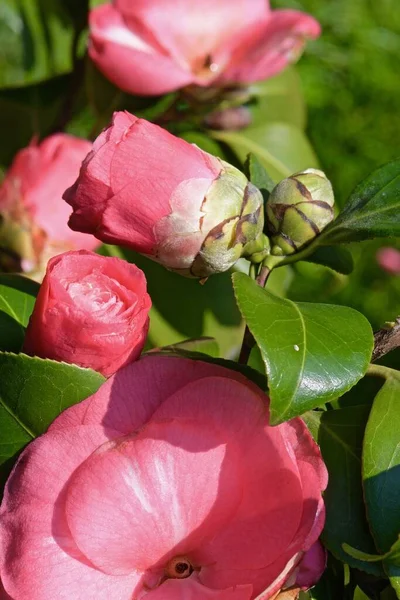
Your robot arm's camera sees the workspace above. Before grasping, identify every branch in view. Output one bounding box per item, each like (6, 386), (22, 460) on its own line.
(372, 317), (400, 362)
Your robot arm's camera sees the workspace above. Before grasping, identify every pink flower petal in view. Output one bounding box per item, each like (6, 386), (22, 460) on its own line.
(220, 10), (320, 85)
(0, 426), (140, 599)
(146, 577), (253, 599)
(49, 355), (258, 434)
(64, 419), (242, 575)
(114, 0), (268, 73)
(89, 4), (194, 95)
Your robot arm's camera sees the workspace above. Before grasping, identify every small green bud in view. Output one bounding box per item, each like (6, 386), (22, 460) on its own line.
(190, 161), (265, 277)
(266, 168), (335, 255)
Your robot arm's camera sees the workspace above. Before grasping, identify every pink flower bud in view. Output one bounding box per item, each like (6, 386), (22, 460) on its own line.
(0, 135), (98, 276)
(64, 112), (264, 278)
(376, 247), (400, 276)
(88, 0), (320, 96)
(0, 355), (327, 599)
(23, 250), (151, 377)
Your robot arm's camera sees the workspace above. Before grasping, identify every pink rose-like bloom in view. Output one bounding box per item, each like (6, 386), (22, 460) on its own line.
(64, 111), (264, 278)
(376, 247), (400, 276)
(23, 250), (151, 377)
(0, 134), (98, 272)
(88, 0), (320, 96)
(0, 356), (327, 599)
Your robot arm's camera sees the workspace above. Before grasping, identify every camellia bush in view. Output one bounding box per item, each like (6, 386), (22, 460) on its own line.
(0, 1), (399, 599)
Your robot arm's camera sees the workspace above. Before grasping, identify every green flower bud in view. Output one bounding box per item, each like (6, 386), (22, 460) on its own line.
(266, 168), (335, 255)
(190, 161), (265, 278)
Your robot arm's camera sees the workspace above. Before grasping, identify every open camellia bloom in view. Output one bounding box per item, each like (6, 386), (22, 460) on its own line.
(0, 134), (97, 274)
(88, 0), (321, 96)
(64, 111), (264, 278)
(23, 250), (151, 376)
(0, 356), (327, 599)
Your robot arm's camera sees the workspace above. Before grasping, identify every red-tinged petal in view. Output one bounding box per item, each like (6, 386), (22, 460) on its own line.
(279, 419), (328, 553)
(89, 4), (193, 95)
(146, 577), (253, 599)
(294, 542), (326, 590)
(0, 426), (140, 600)
(219, 10), (321, 85)
(49, 355), (257, 435)
(114, 0), (268, 73)
(64, 419), (242, 575)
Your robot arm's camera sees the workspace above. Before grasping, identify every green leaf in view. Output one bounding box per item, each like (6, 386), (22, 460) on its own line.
(353, 587), (370, 600)
(304, 407), (384, 576)
(0, 0), (75, 88)
(0, 352), (105, 490)
(158, 337), (219, 358)
(343, 537), (400, 565)
(320, 159), (400, 244)
(304, 246), (354, 275)
(244, 153), (275, 203)
(0, 274), (39, 352)
(211, 122), (318, 183)
(232, 272), (374, 423)
(363, 373), (400, 559)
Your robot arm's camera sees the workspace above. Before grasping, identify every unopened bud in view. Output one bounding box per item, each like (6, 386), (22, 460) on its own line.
(266, 168), (334, 255)
(183, 161), (265, 277)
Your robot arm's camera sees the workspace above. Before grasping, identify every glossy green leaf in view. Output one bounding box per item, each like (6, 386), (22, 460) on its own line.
(233, 273), (374, 423)
(211, 122), (318, 183)
(363, 372), (400, 560)
(0, 0), (74, 88)
(0, 352), (105, 491)
(304, 246), (354, 275)
(0, 274), (39, 352)
(101, 246), (244, 359)
(320, 159), (400, 244)
(304, 407), (384, 576)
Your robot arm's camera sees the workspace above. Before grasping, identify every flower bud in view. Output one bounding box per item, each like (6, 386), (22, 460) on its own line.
(23, 250), (151, 377)
(0, 134), (98, 278)
(266, 168), (335, 255)
(65, 111), (265, 278)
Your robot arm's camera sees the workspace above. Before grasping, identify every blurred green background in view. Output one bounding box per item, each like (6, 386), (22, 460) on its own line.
(273, 0), (400, 204)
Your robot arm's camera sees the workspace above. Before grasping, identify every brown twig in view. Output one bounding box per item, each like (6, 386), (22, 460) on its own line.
(372, 317), (400, 362)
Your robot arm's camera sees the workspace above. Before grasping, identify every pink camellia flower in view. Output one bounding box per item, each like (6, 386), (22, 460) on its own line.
(376, 247), (400, 276)
(64, 111), (264, 278)
(23, 250), (151, 377)
(0, 355), (327, 599)
(0, 134), (97, 275)
(88, 0), (320, 96)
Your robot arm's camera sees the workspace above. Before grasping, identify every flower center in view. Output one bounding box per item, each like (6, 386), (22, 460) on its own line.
(165, 556), (194, 579)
